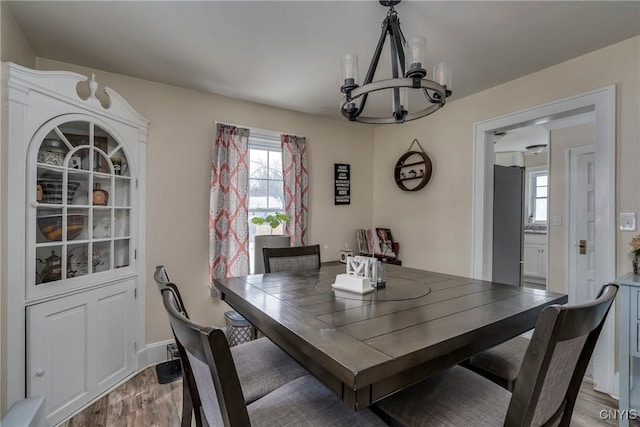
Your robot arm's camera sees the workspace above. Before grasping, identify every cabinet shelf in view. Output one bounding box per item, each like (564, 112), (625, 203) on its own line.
(37, 163), (64, 173)
(395, 160), (425, 169)
(395, 175), (425, 183)
(35, 241), (67, 248)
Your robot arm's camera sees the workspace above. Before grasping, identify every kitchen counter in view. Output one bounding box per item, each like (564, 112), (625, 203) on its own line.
(524, 224), (547, 234)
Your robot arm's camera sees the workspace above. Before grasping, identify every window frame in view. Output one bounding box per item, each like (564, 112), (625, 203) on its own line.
(248, 133), (284, 226)
(526, 167), (548, 224)
(248, 131), (284, 273)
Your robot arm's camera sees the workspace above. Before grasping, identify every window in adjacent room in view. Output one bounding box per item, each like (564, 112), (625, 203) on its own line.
(528, 169), (548, 223)
(248, 132), (284, 272)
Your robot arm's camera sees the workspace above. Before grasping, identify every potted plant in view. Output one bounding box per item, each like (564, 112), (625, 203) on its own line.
(251, 213), (290, 274)
(627, 234), (640, 274)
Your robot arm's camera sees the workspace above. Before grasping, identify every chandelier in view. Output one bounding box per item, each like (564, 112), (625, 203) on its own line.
(340, 0), (452, 124)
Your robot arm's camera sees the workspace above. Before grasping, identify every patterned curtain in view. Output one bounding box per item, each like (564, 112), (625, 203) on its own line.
(209, 123), (250, 295)
(281, 134), (309, 246)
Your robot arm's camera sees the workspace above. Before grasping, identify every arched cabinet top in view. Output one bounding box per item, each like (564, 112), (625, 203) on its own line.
(4, 62), (149, 134)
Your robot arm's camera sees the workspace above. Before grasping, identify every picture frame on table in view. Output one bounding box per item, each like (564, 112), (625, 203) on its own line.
(375, 228), (396, 258)
(356, 229), (371, 255)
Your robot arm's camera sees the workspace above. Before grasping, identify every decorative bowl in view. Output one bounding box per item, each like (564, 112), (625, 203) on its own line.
(37, 214), (86, 241)
(38, 178), (81, 204)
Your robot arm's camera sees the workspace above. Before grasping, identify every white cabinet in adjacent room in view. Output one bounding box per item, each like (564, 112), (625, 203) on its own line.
(523, 233), (547, 283)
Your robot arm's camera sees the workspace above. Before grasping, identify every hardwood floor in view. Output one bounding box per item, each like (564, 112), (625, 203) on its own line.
(59, 366), (182, 427)
(60, 364), (637, 426)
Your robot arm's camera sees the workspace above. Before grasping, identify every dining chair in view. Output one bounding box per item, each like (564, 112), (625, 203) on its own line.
(374, 283), (618, 427)
(161, 286), (387, 427)
(154, 267), (308, 425)
(154, 266), (197, 427)
(465, 335), (530, 391)
(262, 244), (321, 273)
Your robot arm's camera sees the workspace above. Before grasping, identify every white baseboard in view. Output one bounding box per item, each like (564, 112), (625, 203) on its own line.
(610, 371), (620, 400)
(137, 339), (175, 368)
(137, 332), (228, 369)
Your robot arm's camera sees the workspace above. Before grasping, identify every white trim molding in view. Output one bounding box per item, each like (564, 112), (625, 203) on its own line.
(471, 85), (616, 394)
(138, 339), (176, 368)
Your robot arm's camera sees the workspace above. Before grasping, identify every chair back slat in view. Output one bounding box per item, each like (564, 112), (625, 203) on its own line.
(263, 244), (321, 273)
(162, 288), (251, 427)
(506, 284), (618, 426)
(154, 265), (171, 288)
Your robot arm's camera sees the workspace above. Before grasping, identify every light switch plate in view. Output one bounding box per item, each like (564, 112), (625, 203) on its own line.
(620, 213), (636, 231)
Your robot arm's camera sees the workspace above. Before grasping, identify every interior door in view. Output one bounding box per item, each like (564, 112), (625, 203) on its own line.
(492, 165), (525, 286)
(569, 145), (596, 304)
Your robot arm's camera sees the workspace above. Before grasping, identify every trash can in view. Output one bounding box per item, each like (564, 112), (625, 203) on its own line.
(224, 310), (255, 347)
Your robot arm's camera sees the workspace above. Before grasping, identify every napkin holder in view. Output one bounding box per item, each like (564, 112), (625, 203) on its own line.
(331, 256), (376, 294)
(332, 274), (374, 294)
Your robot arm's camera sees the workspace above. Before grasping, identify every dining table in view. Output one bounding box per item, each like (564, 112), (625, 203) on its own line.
(214, 262), (567, 411)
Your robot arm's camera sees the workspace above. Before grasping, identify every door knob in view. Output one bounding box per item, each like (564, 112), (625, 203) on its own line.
(35, 369), (44, 377)
(579, 240), (586, 255)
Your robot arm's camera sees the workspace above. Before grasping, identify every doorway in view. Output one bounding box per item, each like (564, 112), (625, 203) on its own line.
(471, 86), (616, 395)
(492, 126), (550, 290)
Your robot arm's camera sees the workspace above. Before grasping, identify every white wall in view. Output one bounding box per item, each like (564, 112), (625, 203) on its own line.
(33, 58), (375, 344)
(372, 36), (639, 280)
(524, 152), (547, 168)
(547, 123), (595, 293)
(0, 2), (35, 68)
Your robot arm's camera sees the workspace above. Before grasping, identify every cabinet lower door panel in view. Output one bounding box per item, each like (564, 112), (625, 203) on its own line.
(28, 301), (89, 422)
(97, 290), (130, 387)
(27, 280), (136, 426)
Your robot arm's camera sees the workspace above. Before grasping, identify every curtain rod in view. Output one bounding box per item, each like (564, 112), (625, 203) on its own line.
(214, 121), (305, 140)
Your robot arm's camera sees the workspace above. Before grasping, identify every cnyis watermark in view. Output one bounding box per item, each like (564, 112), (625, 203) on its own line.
(599, 409), (638, 420)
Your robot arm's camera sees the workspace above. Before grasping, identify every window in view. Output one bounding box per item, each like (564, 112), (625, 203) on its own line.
(248, 133), (284, 272)
(529, 170), (548, 223)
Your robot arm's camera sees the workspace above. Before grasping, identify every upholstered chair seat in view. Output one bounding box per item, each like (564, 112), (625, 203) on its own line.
(246, 375), (386, 426)
(376, 365), (511, 426)
(468, 335), (530, 390)
(231, 336), (308, 404)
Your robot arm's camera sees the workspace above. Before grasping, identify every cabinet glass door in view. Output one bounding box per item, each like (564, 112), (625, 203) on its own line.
(33, 119), (133, 294)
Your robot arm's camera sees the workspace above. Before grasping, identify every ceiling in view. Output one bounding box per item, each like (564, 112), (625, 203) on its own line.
(6, 1), (640, 121)
(493, 125), (549, 154)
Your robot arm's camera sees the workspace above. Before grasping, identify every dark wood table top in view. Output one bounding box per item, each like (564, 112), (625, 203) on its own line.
(215, 263), (567, 411)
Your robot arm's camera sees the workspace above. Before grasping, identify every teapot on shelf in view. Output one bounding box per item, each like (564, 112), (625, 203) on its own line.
(37, 250), (62, 283)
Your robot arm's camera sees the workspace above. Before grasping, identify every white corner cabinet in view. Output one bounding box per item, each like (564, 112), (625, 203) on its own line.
(3, 63), (149, 426)
(523, 233), (547, 282)
(617, 273), (640, 426)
